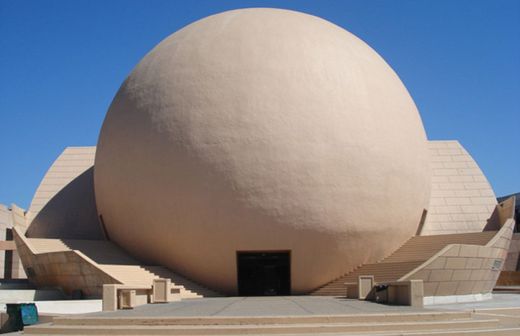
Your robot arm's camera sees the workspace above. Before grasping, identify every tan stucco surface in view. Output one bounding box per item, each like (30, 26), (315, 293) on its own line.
(94, 8), (431, 294)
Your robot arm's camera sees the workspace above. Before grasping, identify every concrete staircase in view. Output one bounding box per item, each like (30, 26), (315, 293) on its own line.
(312, 231), (497, 296)
(24, 310), (520, 335)
(26, 237), (220, 298)
(99, 264), (216, 298)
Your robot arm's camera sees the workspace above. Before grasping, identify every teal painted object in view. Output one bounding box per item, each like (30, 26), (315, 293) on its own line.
(4, 303), (39, 331)
(20, 303), (39, 325)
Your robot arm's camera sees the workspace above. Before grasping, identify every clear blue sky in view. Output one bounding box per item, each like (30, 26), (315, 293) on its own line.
(1, 0), (519, 209)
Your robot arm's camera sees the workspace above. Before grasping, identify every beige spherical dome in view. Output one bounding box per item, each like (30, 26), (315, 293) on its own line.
(94, 8), (431, 294)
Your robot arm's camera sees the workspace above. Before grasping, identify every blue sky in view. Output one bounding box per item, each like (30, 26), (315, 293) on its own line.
(1, 0), (519, 208)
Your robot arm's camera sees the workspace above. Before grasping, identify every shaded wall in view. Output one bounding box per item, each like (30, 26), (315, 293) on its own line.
(503, 233), (520, 271)
(26, 147), (104, 240)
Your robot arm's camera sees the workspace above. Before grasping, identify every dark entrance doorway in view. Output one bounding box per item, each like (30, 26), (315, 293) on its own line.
(237, 251), (290, 296)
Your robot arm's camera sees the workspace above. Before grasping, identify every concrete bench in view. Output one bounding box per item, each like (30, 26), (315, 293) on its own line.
(379, 280), (424, 307)
(345, 276), (423, 307)
(102, 279), (181, 311)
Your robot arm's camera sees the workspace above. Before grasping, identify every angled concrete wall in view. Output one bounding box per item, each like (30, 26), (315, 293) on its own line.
(402, 198), (515, 300)
(26, 147), (104, 240)
(12, 227), (120, 298)
(422, 141), (497, 235)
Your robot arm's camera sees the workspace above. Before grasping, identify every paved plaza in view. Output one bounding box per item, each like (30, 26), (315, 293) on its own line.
(85, 294), (520, 318)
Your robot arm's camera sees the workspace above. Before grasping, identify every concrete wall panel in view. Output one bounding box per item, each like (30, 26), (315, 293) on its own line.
(422, 141), (497, 235)
(26, 147), (104, 240)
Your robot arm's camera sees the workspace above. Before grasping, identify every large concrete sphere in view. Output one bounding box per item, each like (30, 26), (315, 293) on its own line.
(94, 8), (431, 294)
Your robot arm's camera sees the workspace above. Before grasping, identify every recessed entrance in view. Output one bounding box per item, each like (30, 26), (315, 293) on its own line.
(237, 251), (290, 296)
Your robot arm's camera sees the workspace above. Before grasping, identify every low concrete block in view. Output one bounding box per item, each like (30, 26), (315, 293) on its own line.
(152, 279), (170, 303)
(358, 275), (374, 300)
(409, 280), (424, 308)
(118, 289), (136, 309)
(102, 284), (117, 312)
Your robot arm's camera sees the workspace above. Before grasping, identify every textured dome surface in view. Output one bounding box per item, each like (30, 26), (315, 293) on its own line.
(94, 8), (431, 294)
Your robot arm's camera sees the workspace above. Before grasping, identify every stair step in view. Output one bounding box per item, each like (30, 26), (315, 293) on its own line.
(24, 237), (220, 298)
(52, 311), (473, 325)
(24, 319), (499, 335)
(312, 231), (497, 295)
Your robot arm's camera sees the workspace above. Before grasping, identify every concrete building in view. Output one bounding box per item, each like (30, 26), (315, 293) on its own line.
(497, 192), (520, 285)
(498, 192), (520, 230)
(0, 204), (26, 280)
(6, 9), (516, 305)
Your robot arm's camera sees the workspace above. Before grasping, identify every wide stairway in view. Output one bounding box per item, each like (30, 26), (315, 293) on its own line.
(312, 231), (497, 296)
(24, 310), (520, 335)
(27, 237), (220, 298)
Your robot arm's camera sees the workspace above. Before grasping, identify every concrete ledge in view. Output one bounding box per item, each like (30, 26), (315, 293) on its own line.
(366, 280), (424, 307)
(424, 292), (493, 305)
(0, 289), (65, 302)
(0, 300), (102, 315)
(54, 311), (473, 326)
(23, 318), (501, 335)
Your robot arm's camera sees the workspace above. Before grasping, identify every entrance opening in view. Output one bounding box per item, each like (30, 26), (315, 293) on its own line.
(237, 251), (290, 296)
